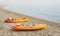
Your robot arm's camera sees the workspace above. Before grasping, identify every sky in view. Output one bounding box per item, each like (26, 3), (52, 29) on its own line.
(0, 0), (60, 7)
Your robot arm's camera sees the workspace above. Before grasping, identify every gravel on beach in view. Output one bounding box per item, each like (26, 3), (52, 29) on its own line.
(0, 9), (60, 36)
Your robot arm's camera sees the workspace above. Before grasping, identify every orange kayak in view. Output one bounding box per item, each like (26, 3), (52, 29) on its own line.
(11, 24), (46, 31)
(5, 17), (29, 23)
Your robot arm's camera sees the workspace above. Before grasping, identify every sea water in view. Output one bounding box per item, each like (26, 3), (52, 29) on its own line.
(4, 6), (60, 23)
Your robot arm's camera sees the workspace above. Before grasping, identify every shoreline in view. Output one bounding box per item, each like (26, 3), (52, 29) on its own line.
(0, 9), (60, 36)
(4, 9), (60, 23)
(3, 9), (60, 23)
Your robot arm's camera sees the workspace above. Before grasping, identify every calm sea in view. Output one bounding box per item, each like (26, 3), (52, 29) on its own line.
(4, 6), (60, 23)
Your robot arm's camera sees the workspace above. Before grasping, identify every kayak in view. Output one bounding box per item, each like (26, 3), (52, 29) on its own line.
(5, 17), (29, 23)
(11, 24), (46, 31)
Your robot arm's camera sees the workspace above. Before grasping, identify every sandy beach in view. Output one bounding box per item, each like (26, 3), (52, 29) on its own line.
(0, 9), (60, 36)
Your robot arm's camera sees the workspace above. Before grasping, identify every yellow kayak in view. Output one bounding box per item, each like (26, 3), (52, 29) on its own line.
(5, 17), (29, 23)
(11, 24), (46, 31)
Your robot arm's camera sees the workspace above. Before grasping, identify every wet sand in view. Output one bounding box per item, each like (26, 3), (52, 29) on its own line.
(0, 9), (60, 36)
